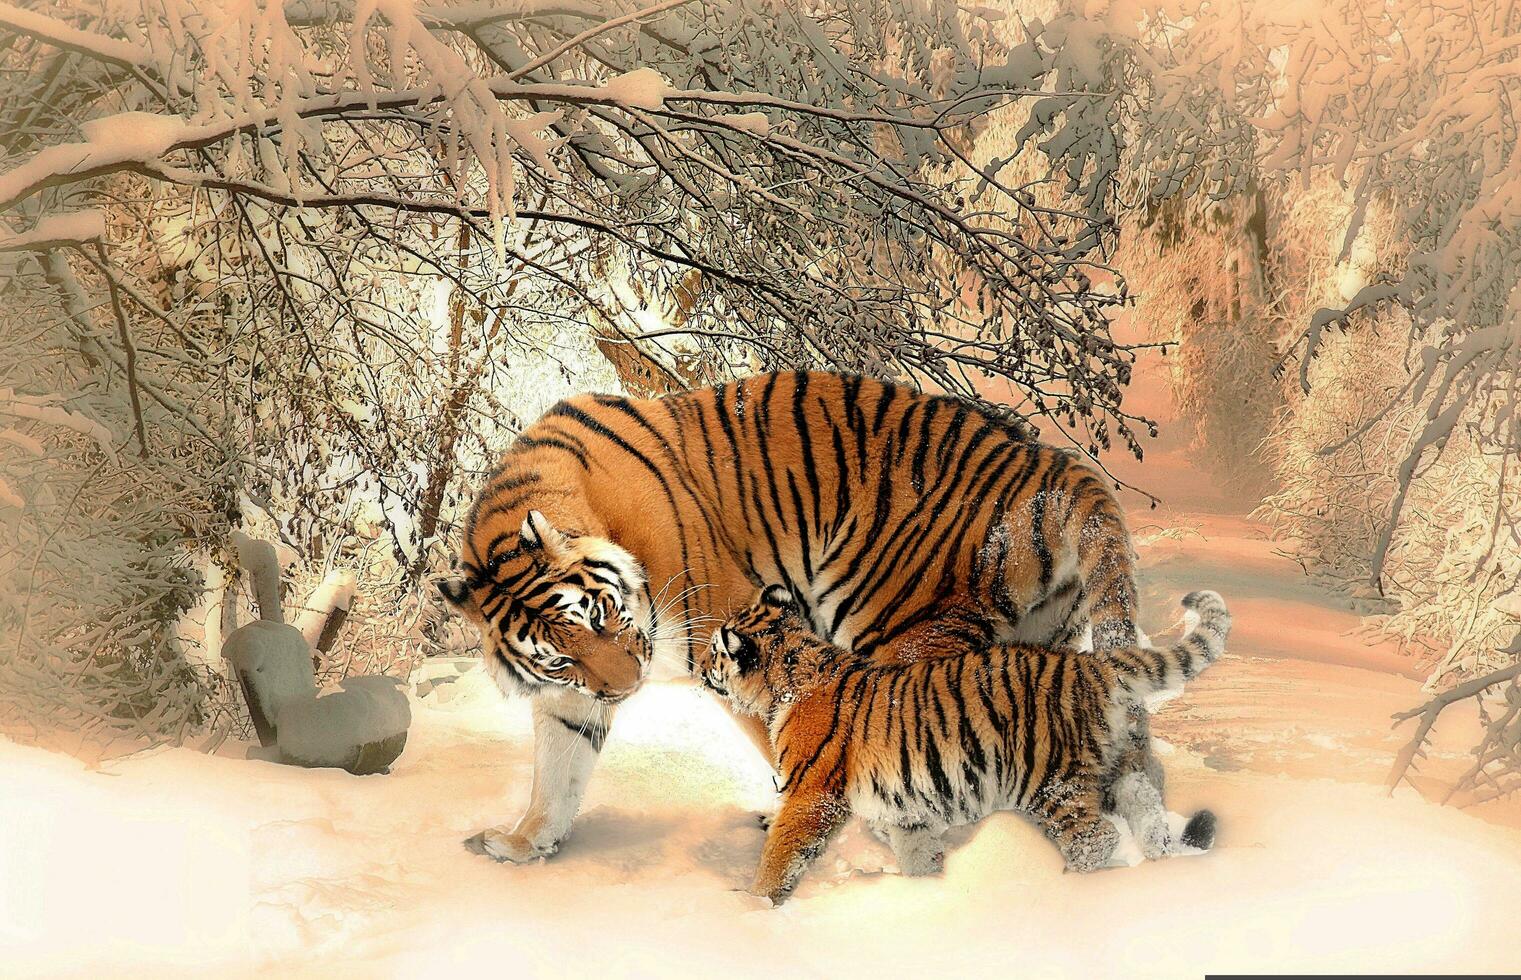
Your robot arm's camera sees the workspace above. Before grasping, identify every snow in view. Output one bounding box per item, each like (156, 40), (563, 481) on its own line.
(7, 504), (1521, 975)
(0, 388), (117, 460)
(295, 569), (356, 650)
(0, 114), (192, 210)
(276, 676), (411, 766)
(0, 426), (45, 455)
(0, 2), (151, 70)
(4, 657), (1520, 976)
(723, 112), (771, 138)
(0, 209), (106, 249)
(222, 620), (409, 772)
(230, 531), (285, 624)
(3, 310), (1518, 972)
(601, 67), (672, 111)
(0, 474), (22, 509)
(223, 621), (315, 718)
(78, 112), (191, 159)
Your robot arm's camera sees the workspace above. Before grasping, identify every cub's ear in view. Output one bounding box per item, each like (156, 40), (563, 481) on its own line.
(520, 509), (568, 556)
(760, 583), (795, 609)
(732, 633), (762, 675)
(438, 577), (470, 609)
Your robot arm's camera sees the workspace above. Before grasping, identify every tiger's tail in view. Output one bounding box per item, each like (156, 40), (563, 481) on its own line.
(1105, 591), (1231, 700)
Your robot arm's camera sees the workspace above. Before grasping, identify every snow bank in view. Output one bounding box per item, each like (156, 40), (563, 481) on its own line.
(5, 670), (1520, 977)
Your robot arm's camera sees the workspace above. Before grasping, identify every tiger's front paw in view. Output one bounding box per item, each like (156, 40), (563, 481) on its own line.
(463, 826), (558, 864)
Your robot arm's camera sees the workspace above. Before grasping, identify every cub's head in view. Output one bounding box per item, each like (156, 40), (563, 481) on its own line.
(698, 584), (815, 715)
(439, 508), (650, 704)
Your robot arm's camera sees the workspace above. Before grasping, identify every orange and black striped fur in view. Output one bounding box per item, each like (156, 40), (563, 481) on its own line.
(700, 586), (1230, 904)
(443, 372), (1156, 864)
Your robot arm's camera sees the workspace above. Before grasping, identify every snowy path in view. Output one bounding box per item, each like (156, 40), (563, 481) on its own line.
(6, 514), (1521, 978)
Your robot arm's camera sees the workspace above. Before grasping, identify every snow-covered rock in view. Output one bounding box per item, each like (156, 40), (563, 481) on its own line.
(224, 621), (315, 744)
(223, 621), (410, 775)
(277, 676), (411, 776)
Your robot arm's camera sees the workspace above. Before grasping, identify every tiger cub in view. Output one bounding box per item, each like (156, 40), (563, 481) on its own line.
(699, 585), (1231, 904)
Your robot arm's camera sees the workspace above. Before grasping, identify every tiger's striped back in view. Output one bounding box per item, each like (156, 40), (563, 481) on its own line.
(456, 372), (1143, 702)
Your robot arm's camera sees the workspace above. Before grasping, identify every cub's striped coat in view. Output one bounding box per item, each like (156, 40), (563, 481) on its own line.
(700, 586), (1231, 904)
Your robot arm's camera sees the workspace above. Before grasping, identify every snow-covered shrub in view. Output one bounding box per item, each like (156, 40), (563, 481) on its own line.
(1260, 311), (1521, 686)
(0, 307), (220, 749)
(1048, 0), (1521, 688)
(1242, 167), (1518, 689)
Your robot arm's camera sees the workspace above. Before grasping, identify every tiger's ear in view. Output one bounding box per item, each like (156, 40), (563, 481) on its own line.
(438, 577), (470, 610)
(520, 509), (568, 557)
(760, 583), (795, 609)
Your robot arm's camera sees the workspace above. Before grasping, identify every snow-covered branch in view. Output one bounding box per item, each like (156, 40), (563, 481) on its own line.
(0, 209), (105, 252)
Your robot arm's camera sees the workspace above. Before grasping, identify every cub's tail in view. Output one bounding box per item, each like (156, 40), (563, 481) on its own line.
(1106, 590), (1230, 701)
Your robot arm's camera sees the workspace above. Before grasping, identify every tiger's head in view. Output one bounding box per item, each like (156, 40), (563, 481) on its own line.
(439, 509), (650, 704)
(699, 584), (836, 717)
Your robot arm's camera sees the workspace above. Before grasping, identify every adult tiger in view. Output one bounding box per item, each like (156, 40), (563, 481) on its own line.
(440, 371), (1151, 863)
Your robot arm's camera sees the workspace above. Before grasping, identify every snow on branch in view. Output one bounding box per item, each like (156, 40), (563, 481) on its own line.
(1389, 634), (1521, 804)
(0, 387), (118, 461)
(0, 0), (1147, 458)
(0, 209), (105, 252)
(0, 2), (155, 70)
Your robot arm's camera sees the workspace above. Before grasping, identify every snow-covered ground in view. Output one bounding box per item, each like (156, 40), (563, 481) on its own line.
(5, 513), (1520, 979)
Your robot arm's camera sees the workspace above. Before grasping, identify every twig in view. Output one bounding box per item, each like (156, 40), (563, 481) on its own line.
(1387, 647), (1521, 794)
(91, 242), (148, 457)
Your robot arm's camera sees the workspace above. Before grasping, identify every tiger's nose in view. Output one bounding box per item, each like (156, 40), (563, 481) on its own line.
(573, 632), (643, 700)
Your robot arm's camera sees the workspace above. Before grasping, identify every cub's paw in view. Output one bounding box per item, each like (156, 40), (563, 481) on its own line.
(896, 845), (945, 877)
(1062, 821), (1122, 873)
(1138, 821), (1173, 862)
(745, 887), (789, 909)
(732, 888), (781, 911)
(463, 826), (558, 864)
(753, 811), (774, 832)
